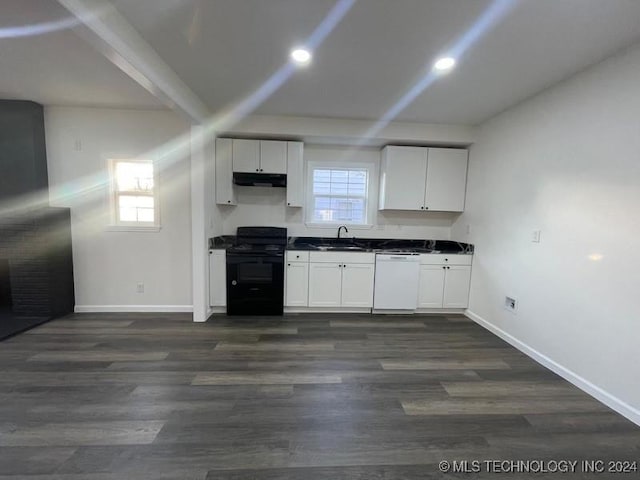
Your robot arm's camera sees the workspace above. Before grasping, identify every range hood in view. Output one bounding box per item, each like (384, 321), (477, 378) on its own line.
(233, 172), (287, 188)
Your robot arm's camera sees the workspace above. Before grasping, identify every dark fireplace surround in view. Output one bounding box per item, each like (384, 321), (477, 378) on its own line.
(0, 208), (74, 317)
(0, 100), (74, 331)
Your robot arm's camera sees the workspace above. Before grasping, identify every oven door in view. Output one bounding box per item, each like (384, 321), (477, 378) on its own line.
(226, 253), (284, 315)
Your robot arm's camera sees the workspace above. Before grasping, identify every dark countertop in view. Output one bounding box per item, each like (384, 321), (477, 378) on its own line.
(209, 235), (473, 254)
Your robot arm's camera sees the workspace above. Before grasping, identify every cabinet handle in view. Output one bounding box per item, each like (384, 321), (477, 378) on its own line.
(420, 206), (424, 210)
(425, 206), (429, 210)
(447, 266), (450, 269)
(442, 266), (446, 269)
(260, 168), (264, 172)
(227, 200), (231, 203)
(287, 263), (291, 266)
(288, 202), (291, 206)
(255, 168), (259, 172)
(296, 255), (300, 259)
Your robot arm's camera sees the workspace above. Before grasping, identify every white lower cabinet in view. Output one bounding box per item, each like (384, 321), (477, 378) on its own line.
(308, 263), (342, 307)
(208, 250), (226, 307)
(418, 255), (472, 309)
(287, 250), (469, 311)
(443, 265), (472, 308)
(285, 262), (309, 307)
(417, 265), (446, 308)
(340, 263), (375, 307)
(306, 252), (375, 308)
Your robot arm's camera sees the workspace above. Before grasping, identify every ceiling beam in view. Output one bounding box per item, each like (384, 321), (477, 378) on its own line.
(56, 0), (210, 123)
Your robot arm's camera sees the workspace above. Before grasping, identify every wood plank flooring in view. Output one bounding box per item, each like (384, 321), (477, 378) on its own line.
(0, 313), (638, 479)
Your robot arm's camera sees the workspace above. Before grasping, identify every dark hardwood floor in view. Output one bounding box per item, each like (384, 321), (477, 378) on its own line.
(0, 313), (638, 479)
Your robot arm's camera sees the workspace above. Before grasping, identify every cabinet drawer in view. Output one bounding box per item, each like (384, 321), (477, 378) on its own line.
(286, 251), (309, 263)
(309, 251), (375, 264)
(420, 254), (472, 266)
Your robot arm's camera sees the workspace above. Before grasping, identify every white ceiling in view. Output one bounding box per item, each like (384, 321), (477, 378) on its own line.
(0, 0), (161, 109)
(2, 0), (640, 124)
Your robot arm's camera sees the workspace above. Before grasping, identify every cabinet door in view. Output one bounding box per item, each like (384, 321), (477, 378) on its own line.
(215, 138), (236, 205)
(286, 141), (304, 207)
(208, 251), (226, 306)
(232, 139), (260, 173)
(417, 265), (446, 308)
(443, 265), (471, 308)
(424, 148), (468, 212)
(260, 140), (287, 174)
(308, 263), (342, 307)
(379, 146), (427, 210)
(341, 263), (375, 307)
(285, 262), (309, 307)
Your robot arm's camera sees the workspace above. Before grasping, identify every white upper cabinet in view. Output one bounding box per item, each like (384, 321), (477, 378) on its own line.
(379, 146), (427, 210)
(232, 139), (288, 174)
(286, 142), (304, 207)
(215, 138), (236, 205)
(260, 140), (287, 174)
(232, 139), (260, 173)
(425, 148), (468, 212)
(379, 146), (468, 212)
(219, 138), (302, 204)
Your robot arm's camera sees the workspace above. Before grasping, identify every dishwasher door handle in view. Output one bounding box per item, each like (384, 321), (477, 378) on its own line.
(376, 254), (420, 262)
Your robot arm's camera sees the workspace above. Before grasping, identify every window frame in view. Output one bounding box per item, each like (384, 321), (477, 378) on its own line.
(107, 158), (161, 232)
(305, 159), (376, 229)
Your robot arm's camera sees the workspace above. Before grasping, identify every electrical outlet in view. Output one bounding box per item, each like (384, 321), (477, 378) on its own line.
(531, 230), (541, 243)
(136, 282), (144, 294)
(466, 224), (471, 235)
(504, 296), (517, 313)
(74, 139), (82, 151)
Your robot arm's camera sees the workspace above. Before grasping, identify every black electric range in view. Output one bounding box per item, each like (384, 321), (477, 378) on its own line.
(226, 227), (287, 315)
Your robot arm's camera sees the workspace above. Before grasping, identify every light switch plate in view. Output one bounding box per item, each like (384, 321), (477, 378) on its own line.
(531, 230), (541, 243)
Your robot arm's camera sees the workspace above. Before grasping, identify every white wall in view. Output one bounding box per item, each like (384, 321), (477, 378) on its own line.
(220, 145), (456, 240)
(226, 114), (476, 147)
(452, 43), (640, 420)
(45, 106), (193, 310)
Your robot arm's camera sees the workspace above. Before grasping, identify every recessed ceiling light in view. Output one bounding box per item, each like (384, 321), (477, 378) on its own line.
(290, 48), (312, 66)
(433, 57), (456, 72)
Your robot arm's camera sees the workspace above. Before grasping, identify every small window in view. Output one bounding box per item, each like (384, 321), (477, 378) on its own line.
(308, 166), (369, 225)
(109, 159), (159, 228)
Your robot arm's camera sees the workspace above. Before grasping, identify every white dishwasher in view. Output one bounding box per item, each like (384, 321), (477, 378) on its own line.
(373, 253), (421, 311)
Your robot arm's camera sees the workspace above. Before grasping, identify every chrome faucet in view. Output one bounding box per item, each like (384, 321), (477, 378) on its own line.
(337, 225), (349, 239)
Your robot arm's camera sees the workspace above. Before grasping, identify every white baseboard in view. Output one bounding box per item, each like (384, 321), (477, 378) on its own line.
(465, 309), (640, 426)
(74, 305), (193, 313)
(416, 308), (466, 314)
